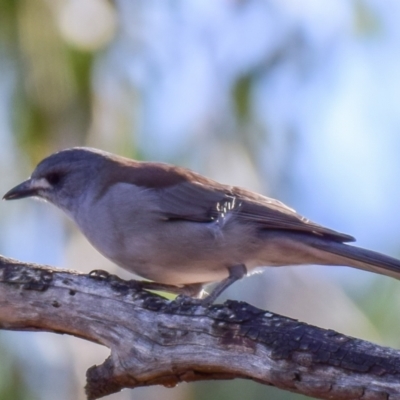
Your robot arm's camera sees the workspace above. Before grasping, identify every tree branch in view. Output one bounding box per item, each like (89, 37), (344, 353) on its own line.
(0, 256), (399, 400)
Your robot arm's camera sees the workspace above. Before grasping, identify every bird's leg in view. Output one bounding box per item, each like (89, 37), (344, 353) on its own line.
(179, 283), (204, 298)
(201, 264), (247, 305)
(141, 265), (246, 305)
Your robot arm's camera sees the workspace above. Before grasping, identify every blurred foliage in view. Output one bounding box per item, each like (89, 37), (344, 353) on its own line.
(233, 75), (252, 122)
(354, 0), (381, 36)
(0, 340), (30, 400)
(193, 379), (312, 400)
(1, 0), (95, 166)
(352, 277), (400, 348)
(0, 0), (17, 49)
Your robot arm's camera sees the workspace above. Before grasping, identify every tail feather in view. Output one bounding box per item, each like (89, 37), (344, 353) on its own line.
(310, 240), (400, 280)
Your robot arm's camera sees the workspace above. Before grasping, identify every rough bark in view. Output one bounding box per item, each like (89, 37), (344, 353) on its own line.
(0, 255), (399, 400)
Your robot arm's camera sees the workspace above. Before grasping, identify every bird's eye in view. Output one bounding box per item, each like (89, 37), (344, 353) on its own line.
(46, 172), (62, 186)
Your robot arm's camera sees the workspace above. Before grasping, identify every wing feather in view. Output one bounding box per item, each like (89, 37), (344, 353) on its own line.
(112, 160), (354, 243)
(156, 180), (355, 243)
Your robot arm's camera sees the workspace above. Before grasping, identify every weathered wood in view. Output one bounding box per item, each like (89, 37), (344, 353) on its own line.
(0, 255), (399, 400)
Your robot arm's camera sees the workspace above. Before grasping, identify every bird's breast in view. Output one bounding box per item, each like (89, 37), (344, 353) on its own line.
(73, 182), (264, 284)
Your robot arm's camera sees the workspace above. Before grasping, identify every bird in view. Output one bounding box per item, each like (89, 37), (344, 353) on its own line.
(4, 147), (400, 304)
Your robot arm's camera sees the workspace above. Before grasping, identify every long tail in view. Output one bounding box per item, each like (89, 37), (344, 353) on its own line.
(309, 239), (400, 280)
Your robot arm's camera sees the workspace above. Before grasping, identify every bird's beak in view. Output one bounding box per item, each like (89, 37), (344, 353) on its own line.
(3, 178), (49, 201)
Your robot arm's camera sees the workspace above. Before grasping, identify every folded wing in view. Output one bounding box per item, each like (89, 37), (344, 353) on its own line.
(155, 177), (355, 243)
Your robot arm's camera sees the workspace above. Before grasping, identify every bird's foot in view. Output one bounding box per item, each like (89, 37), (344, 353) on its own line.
(173, 264), (248, 307)
(135, 281), (203, 297)
(88, 269), (111, 280)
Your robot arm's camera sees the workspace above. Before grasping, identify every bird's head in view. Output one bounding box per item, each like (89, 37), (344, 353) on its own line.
(3, 147), (111, 213)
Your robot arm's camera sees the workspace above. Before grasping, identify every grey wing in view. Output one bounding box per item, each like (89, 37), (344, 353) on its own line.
(155, 180), (355, 243)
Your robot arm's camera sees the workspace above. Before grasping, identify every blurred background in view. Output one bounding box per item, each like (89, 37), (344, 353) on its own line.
(1, 0), (400, 399)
